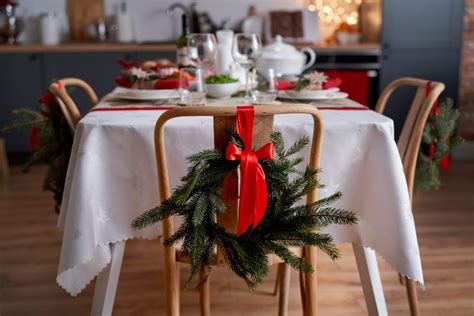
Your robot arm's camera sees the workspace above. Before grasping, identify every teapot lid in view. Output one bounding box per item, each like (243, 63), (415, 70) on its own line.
(261, 35), (303, 60)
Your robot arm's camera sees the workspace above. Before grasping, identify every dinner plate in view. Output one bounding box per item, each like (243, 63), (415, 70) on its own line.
(109, 87), (179, 100)
(278, 90), (348, 101)
(285, 87), (340, 98)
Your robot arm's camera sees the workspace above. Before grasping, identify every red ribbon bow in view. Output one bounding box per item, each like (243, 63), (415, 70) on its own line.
(425, 81), (449, 170)
(226, 106), (274, 236)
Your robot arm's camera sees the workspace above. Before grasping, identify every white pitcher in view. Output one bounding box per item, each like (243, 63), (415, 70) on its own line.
(214, 30), (234, 74)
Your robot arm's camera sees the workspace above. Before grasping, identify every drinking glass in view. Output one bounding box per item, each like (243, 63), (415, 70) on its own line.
(187, 33), (217, 69)
(178, 67), (206, 105)
(232, 33), (262, 104)
(252, 68), (277, 104)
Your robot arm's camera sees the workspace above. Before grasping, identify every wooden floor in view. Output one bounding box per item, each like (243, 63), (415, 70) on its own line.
(1, 160), (473, 315)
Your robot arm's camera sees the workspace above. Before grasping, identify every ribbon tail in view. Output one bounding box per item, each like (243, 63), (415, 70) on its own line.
(236, 153), (257, 236)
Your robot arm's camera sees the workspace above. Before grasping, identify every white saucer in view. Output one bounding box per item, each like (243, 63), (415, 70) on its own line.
(278, 90), (348, 101)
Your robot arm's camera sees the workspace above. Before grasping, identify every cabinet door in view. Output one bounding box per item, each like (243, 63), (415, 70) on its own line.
(43, 52), (136, 114)
(0, 53), (44, 153)
(381, 0), (464, 139)
(136, 51), (176, 63)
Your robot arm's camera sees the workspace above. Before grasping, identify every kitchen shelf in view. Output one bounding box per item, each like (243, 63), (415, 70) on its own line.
(0, 43), (176, 53)
(0, 42), (380, 54)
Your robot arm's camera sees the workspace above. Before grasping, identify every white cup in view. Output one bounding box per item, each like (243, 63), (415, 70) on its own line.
(39, 12), (60, 46)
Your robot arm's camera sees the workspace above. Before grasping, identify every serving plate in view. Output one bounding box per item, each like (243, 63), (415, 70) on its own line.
(109, 87), (179, 100)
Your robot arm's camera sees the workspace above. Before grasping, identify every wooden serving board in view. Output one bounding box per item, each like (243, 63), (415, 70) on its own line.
(67, 0), (104, 41)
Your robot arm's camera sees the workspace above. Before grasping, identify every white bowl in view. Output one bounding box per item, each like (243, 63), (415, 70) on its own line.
(206, 82), (241, 99)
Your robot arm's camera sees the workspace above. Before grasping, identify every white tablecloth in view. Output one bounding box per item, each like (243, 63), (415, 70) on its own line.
(57, 100), (424, 296)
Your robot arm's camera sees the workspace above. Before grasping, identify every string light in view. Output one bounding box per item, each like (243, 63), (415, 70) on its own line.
(309, 0), (360, 25)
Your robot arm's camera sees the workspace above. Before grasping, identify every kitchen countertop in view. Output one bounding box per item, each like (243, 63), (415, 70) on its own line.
(0, 42), (381, 54)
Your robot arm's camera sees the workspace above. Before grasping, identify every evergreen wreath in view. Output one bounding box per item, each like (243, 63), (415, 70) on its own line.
(415, 98), (464, 192)
(132, 130), (357, 288)
(3, 88), (73, 212)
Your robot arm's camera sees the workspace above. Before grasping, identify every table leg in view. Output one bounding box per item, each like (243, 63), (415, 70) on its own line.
(352, 243), (388, 316)
(91, 240), (126, 316)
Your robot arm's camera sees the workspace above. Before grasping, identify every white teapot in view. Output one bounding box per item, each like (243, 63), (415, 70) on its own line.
(256, 35), (316, 78)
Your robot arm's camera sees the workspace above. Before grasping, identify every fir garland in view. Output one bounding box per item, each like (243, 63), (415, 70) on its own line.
(415, 98), (464, 192)
(132, 130), (357, 288)
(3, 91), (74, 212)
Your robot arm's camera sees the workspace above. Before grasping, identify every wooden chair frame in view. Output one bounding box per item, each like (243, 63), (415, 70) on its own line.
(49, 77), (99, 132)
(154, 104), (324, 316)
(375, 77), (445, 316)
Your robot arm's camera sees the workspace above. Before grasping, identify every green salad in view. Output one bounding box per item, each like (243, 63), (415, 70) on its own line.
(206, 74), (239, 84)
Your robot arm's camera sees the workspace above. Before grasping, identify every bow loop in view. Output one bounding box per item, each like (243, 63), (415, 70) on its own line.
(255, 143), (274, 160)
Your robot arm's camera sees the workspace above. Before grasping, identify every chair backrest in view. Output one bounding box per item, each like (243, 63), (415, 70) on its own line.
(49, 78), (99, 132)
(154, 104), (324, 263)
(375, 77), (445, 200)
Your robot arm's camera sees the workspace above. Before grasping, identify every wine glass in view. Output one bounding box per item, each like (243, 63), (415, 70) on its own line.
(232, 33), (262, 104)
(187, 33), (217, 69)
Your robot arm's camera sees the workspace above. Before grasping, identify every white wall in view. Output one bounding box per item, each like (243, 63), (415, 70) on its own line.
(16, 0), (306, 44)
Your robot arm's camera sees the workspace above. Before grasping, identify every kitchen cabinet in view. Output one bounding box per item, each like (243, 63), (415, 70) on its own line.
(43, 52), (136, 114)
(381, 0), (464, 139)
(0, 53), (44, 153)
(136, 51), (175, 63)
(1, 49), (179, 153)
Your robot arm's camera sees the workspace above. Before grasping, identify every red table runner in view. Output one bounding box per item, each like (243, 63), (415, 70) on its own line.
(90, 106), (369, 113)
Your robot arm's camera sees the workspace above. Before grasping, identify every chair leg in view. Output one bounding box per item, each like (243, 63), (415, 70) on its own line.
(278, 263), (291, 316)
(91, 241), (126, 316)
(274, 264), (283, 296)
(0, 138), (9, 177)
(352, 243), (387, 316)
(405, 277), (420, 316)
(399, 273), (406, 285)
(199, 267), (211, 316)
(303, 246), (318, 316)
(299, 271), (306, 316)
(164, 243), (179, 316)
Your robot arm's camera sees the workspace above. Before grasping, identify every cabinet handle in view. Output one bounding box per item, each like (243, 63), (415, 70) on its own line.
(382, 54), (389, 61)
(29, 54), (38, 61)
(367, 70), (378, 78)
(382, 43), (390, 49)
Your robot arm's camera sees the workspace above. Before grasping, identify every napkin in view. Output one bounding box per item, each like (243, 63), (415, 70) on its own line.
(115, 77), (181, 90)
(323, 77), (342, 89)
(115, 76), (134, 88)
(276, 77), (342, 90)
(154, 79), (180, 90)
(117, 59), (140, 70)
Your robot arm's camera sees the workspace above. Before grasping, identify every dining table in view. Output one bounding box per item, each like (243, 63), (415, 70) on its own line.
(56, 93), (424, 314)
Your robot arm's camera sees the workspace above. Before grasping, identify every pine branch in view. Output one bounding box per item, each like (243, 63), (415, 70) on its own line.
(131, 200), (180, 229)
(270, 131), (285, 158)
(284, 136), (310, 158)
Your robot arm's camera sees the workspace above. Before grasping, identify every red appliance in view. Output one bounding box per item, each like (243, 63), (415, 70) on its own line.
(324, 70), (370, 106)
(311, 50), (381, 108)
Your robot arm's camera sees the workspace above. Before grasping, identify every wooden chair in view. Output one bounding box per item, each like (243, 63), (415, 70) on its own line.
(375, 77), (445, 316)
(49, 77), (98, 132)
(155, 104), (324, 316)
